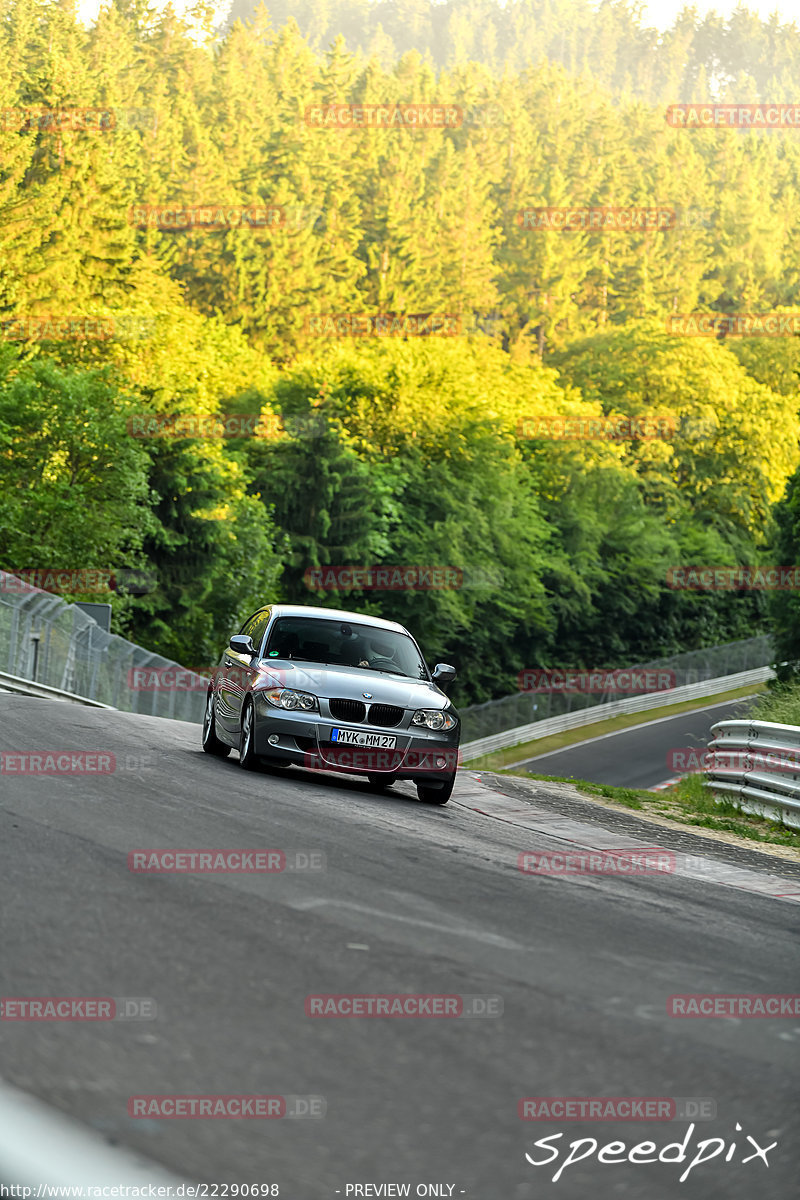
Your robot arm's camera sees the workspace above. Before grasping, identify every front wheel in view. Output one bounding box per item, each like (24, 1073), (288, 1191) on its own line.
(202, 688), (230, 758)
(238, 699), (260, 770)
(417, 772), (456, 805)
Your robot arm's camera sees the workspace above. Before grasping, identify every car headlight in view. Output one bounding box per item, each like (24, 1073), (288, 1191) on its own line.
(263, 687), (319, 712)
(411, 708), (458, 731)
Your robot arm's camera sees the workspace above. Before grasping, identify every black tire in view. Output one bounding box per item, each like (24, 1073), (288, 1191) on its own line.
(367, 773), (397, 790)
(202, 688), (230, 758)
(238, 698), (260, 770)
(417, 772), (456, 805)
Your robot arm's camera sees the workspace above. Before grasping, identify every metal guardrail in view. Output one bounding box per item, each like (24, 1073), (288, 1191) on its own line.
(0, 669), (115, 707)
(705, 719), (800, 830)
(459, 634), (774, 743)
(461, 666), (774, 762)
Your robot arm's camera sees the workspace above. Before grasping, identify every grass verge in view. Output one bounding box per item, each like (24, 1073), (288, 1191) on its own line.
(748, 678), (800, 726)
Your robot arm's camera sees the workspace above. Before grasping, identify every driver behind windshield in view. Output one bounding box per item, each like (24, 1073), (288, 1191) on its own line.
(357, 636), (399, 670)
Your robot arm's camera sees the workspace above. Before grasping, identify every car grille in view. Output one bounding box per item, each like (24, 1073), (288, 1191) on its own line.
(367, 704), (404, 727)
(329, 698), (366, 722)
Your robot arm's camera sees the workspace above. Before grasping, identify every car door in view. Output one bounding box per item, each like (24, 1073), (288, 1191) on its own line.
(216, 609), (269, 739)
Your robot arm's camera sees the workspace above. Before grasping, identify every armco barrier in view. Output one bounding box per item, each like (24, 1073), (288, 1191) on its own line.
(0, 669), (114, 707)
(705, 719), (800, 829)
(459, 635), (773, 742)
(460, 666), (773, 762)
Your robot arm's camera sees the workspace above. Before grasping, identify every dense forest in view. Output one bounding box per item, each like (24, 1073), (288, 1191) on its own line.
(225, 0), (800, 105)
(1, 0), (799, 705)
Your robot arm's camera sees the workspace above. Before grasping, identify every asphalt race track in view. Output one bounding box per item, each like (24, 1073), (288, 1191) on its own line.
(1, 696), (798, 1199)
(511, 695), (760, 789)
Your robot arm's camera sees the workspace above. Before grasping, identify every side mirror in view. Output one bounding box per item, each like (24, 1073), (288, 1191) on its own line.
(229, 634), (256, 657)
(432, 663), (457, 683)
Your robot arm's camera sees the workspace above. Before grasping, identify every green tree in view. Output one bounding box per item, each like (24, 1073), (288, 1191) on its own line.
(124, 437), (286, 667)
(767, 466), (800, 680)
(0, 352), (154, 580)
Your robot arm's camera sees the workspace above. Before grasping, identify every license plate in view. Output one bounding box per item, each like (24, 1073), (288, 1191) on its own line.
(331, 728), (397, 749)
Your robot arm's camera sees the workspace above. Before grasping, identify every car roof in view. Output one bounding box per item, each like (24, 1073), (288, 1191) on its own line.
(259, 604), (410, 635)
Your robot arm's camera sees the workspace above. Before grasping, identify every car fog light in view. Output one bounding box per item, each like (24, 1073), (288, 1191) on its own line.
(268, 734), (279, 745)
(436, 756), (446, 768)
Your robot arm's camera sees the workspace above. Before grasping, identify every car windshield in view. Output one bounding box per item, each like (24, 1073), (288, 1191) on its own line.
(264, 617), (428, 680)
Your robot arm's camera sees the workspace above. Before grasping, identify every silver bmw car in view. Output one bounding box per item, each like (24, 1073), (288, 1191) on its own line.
(202, 604), (460, 804)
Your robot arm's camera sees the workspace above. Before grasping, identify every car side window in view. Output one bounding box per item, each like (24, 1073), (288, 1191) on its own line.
(239, 613), (259, 637)
(248, 611), (271, 656)
(239, 609), (269, 644)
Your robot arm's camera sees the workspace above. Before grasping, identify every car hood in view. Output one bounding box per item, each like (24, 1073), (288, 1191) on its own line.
(252, 660), (452, 709)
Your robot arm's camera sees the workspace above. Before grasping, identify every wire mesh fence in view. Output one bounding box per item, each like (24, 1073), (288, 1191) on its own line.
(0, 571), (207, 722)
(458, 635), (775, 744)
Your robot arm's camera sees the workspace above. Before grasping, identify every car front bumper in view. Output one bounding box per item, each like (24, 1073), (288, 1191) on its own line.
(251, 699), (460, 782)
